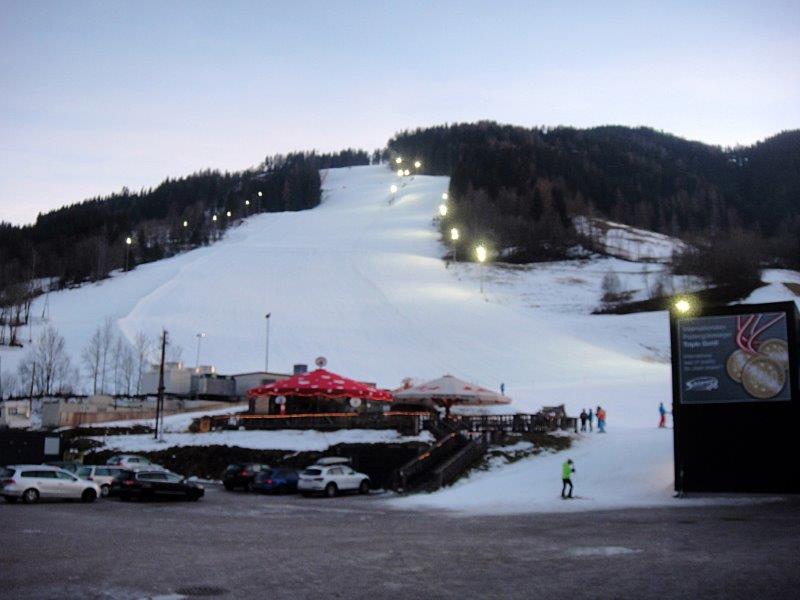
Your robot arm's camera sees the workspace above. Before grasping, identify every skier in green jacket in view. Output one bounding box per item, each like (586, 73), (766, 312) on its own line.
(561, 459), (575, 499)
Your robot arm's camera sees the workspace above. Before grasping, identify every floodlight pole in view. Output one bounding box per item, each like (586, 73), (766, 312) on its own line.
(154, 330), (167, 441)
(264, 313), (271, 372)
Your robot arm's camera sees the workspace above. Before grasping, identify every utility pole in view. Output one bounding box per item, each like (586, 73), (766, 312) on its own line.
(154, 330), (167, 441)
(264, 313), (271, 372)
(28, 362), (36, 414)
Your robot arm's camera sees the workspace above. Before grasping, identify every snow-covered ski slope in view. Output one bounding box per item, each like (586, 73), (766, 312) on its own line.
(5, 166), (799, 430)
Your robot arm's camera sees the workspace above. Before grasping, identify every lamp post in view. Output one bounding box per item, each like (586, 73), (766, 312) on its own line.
(389, 184), (398, 204)
(264, 313), (272, 372)
(450, 227), (459, 262)
(245, 199), (250, 216)
(476, 244), (487, 293)
(125, 237), (132, 271)
(195, 332), (206, 369)
(257, 190), (263, 212)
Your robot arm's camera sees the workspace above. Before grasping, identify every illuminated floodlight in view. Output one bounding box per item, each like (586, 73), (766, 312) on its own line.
(438, 203), (448, 217)
(226, 211), (232, 217)
(258, 191), (263, 197)
(212, 214), (218, 222)
(390, 184), (398, 194)
(183, 220), (188, 227)
(125, 237), (132, 245)
(450, 227), (459, 241)
(397, 168), (404, 176)
(245, 199), (250, 206)
(404, 169), (410, 176)
(475, 244), (487, 263)
(442, 192), (449, 201)
(414, 160), (421, 169)
(395, 156), (403, 164)
(674, 298), (693, 314)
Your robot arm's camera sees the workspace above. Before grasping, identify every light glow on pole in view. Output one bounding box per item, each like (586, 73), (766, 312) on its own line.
(212, 214), (218, 221)
(674, 299), (692, 314)
(450, 227), (459, 262)
(404, 169), (410, 176)
(397, 168), (404, 176)
(390, 184), (398, 194)
(195, 332), (206, 369)
(442, 192), (449, 201)
(438, 203), (448, 217)
(395, 156), (403, 164)
(476, 244), (488, 293)
(183, 220), (188, 227)
(414, 160), (421, 169)
(226, 211), (232, 217)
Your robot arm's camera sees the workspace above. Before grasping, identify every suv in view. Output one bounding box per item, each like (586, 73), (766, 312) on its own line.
(2, 465), (101, 504)
(76, 465), (126, 496)
(107, 455), (161, 470)
(251, 468), (299, 494)
(222, 463), (271, 491)
(298, 464), (371, 497)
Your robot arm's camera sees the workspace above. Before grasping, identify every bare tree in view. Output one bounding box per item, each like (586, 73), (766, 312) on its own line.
(120, 345), (136, 397)
(0, 370), (17, 400)
(133, 331), (152, 395)
(82, 328), (103, 394)
(111, 335), (125, 395)
(17, 326), (73, 396)
(166, 342), (183, 364)
(98, 318), (114, 393)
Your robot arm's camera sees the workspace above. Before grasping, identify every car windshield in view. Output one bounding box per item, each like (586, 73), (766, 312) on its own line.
(77, 467), (92, 477)
(303, 468), (322, 476)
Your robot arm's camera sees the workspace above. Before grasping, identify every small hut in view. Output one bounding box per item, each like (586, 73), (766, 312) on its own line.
(246, 368), (392, 415)
(392, 374), (510, 417)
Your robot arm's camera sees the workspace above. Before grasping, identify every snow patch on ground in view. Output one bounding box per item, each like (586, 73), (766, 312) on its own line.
(91, 428), (434, 453)
(386, 428), (776, 515)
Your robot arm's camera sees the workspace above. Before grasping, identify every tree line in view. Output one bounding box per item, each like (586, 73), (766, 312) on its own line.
(388, 122), (800, 287)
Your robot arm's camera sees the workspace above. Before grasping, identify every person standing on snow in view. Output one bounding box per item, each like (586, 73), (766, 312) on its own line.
(658, 402), (667, 428)
(587, 408), (594, 432)
(579, 409), (588, 432)
(561, 459), (575, 499)
(597, 406), (606, 433)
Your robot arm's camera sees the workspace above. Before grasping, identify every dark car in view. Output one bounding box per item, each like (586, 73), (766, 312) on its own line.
(222, 463), (270, 491)
(110, 470), (204, 501)
(251, 468), (299, 494)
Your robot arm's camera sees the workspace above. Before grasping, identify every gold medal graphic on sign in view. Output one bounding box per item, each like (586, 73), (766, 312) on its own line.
(741, 356), (785, 399)
(726, 349), (750, 383)
(758, 338), (789, 371)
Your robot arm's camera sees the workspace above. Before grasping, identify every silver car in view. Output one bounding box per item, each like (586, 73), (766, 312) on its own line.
(76, 465), (126, 497)
(1, 465), (102, 504)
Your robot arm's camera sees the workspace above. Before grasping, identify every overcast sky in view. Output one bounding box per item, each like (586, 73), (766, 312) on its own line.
(1, 0), (798, 225)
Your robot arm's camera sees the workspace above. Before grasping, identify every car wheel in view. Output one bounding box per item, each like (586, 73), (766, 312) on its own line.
(81, 489), (97, 503)
(358, 480), (370, 495)
(100, 484), (110, 497)
(324, 482), (338, 498)
(3, 496), (18, 504)
(22, 488), (39, 504)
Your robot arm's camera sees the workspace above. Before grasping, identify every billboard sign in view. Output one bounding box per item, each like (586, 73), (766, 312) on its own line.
(676, 311), (791, 404)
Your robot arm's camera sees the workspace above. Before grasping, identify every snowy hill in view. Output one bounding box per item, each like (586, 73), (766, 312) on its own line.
(3, 166), (799, 432)
(574, 216), (688, 263)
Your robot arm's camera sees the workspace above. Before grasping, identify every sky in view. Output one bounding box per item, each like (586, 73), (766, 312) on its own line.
(1, 0), (798, 225)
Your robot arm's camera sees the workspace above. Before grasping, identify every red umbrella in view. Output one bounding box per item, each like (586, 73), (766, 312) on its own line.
(247, 368), (393, 402)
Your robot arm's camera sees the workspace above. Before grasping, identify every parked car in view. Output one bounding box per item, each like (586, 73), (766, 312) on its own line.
(1, 465), (101, 504)
(107, 454), (162, 470)
(298, 464), (371, 497)
(251, 468), (299, 494)
(110, 470), (204, 501)
(76, 465), (126, 497)
(222, 463), (271, 491)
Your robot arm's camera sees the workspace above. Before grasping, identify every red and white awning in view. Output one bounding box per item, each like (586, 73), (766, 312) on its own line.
(247, 368), (393, 402)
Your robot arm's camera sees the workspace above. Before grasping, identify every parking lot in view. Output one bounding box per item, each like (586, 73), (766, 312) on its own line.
(2, 486), (799, 599)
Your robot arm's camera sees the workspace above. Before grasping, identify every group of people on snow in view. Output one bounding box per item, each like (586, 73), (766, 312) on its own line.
(578, 406), (607, 433)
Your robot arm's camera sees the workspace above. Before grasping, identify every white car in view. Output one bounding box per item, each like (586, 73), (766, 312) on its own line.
(298, 463), (371, 497)
(1, 465), (101, 504)
(76, 465), (126, 496)
(106, 455), (163, 470)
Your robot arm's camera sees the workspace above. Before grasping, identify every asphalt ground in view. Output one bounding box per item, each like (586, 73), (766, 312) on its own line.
(1, 486), (799, 599)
